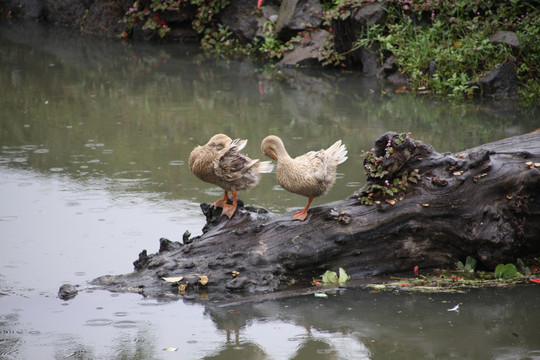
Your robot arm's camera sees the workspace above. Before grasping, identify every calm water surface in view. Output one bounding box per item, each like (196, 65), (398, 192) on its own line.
(1, 21), (539, 359)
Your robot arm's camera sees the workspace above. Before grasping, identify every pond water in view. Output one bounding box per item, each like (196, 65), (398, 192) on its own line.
(1, 20), (540, 359)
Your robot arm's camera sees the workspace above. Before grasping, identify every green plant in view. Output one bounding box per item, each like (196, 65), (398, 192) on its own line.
(255, 20), (296, 59)
(122, 0), (230, 40)
(358, 133), (421, 205)
(494, 263), (522, 280)
(321, 268), (351, 284)
(457, 256), (478, 272)
(332, 0), (539, 101)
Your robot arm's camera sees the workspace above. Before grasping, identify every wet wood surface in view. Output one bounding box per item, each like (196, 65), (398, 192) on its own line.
(91, 132), (540, 301)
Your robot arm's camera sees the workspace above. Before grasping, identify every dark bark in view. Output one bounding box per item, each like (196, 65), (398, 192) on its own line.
(91, 132), (540, 301)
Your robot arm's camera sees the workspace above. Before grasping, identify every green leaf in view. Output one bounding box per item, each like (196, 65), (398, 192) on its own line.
(322, 270), (338, 284)
(494, 264), (518, 279)
(338, 268), (351, 283)
(465, 256), (477, 271)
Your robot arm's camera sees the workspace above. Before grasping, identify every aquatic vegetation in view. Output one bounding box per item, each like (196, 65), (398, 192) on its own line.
(317, 268), (351, 285)
(456, 256), (477, 273)
(366, 258), (540, 293)
(358, 132), (422, 205)
(494, 263), (520, 280)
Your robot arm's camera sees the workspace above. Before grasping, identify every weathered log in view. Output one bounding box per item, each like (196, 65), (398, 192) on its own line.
(91, 132), (540, 301)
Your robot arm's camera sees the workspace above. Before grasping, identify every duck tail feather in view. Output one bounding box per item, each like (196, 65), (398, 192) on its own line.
(326, 140), (348, 165)
(258, 160), (274, 173)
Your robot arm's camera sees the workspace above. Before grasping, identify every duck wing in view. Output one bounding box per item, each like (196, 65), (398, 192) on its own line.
(214, 139), (258, 182)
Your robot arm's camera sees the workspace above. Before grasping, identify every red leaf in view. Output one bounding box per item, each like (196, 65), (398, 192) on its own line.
(530, 278), (540, 284)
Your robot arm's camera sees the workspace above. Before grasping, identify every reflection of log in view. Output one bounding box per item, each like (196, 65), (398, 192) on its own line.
(92, 132), (540, 300)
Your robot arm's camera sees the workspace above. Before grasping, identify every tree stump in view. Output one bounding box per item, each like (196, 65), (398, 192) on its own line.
(91, 132), (540, 301)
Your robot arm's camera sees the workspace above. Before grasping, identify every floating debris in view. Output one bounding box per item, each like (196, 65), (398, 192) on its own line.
(162, 276), (184, 284)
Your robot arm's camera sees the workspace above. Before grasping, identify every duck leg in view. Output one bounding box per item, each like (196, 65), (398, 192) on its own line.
(221, 190), (238, 218)
(211, 191), (229, 209)
(292, 197), (313, 221)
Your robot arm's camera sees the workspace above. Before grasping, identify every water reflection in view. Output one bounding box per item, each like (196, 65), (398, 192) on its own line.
(4, 285), (537, 360)
(203, 286), (540, 359)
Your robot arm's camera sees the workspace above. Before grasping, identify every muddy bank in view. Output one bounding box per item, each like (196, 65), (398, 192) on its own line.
(90, 132), (540, 302)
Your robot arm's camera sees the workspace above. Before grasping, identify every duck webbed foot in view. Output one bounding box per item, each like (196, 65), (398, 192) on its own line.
(220, 190), (238, 219)
(211, 191), (229, 209)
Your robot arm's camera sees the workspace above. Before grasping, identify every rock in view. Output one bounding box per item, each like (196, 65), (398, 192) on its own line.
(332, 1), (388, 68)
(277, 29), (329, 67)
(275, 0), (322, 40)
(3, 0), (44, 20)
(351, 1), (388, 27)
(428, 60), (438, 76)
(357, 44), (380, 76)
(81, 0), (127, 37)
(58, 284), (78, 300)
(489, 30), (520, 53)
(219, 0), (260, 43)
(42, 0), (90, 28)
(477, 62), (518, 99)
(254, 5), (280, 39)
(378, 56), (408, 89)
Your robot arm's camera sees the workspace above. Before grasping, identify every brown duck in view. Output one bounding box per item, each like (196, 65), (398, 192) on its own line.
(261, 135), (348, 221)
(189, 134), (273, 218)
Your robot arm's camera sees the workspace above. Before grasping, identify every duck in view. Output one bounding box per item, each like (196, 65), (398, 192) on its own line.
(189, 134), (273, 218)
(261, 135), (348, 221)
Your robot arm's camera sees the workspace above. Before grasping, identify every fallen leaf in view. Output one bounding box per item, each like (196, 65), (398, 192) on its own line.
(232, 270), (239, 278)
(178, 283), (188, 292)
(314, 292), (328, 298)
(453, 171), (463, 176)
(447, 304), (460, 312)
(422, 203), (430, 207)
(394, 85), (407, 93)
(456, 153), (466, 158)
(386, 199), (397, 205)
(199, 275), (208, 286)
(338, 267), (351, 283)
(506, 195), (513, 200)
(164, 347), (178, 352)
(530, 278), (540, 284)
(162, 276), (184, 283)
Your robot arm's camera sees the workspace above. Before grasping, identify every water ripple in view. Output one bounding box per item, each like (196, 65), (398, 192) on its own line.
(84, 318), (113, 327)
(168, 160), (184, 166)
